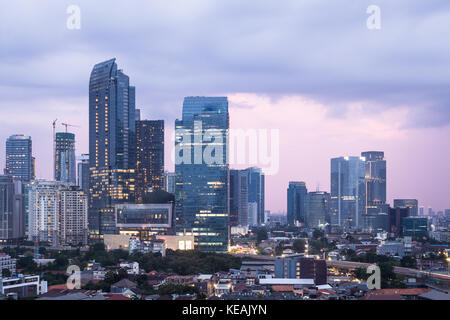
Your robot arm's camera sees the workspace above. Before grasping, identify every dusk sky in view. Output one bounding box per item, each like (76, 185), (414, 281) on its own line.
(1, 1), (450, 213)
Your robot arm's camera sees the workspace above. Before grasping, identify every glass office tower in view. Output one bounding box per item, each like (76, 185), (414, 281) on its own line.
(362, 151), (386, 215)
(230, 169), (249, 227)
(306, 191), (330, 229)
(135, 120), (164, 202)
(245, 167), (265, 226)
(5, 135), (34, 182)
(330, 156), (366, 230)
(394, 199), (418, 217)
(54, 132), (76, 184)
(88, 58), (136, 238)
(175, 97), (229, 252)
(287, 181), (308, 226)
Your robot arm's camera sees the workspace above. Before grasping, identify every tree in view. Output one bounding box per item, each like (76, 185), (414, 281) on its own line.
(293, 239), (306, 253)
(2, 268), (11, 277)
(400, 256), (417, 269)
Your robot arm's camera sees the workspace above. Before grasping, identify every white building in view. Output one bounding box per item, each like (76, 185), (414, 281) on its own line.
(28, 180), (88, 246)
(119, 262), (140, 275)
(0, 254), (16, 274)
(0, 274), (44, 299)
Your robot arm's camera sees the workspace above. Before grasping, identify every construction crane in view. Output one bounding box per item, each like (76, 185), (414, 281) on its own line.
(61, 122), (80, 132)
(52, 119), (57, 180)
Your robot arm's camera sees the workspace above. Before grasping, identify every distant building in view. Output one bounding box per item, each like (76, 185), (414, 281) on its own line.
(164, 171), (175, 194)
(5, 135), (34, 182)
(245, 167), (265, 226)
(248, 202), (258, 227)
(28, 180), (88, 246)
(275, 256), (327, 285)
(0, 254), (16, 274)
(401, 217), (429, 239)
(115, 190), (175, 239)
(175, 97), (229, 252)
(362, 151), (386, 215)
(88, 58), (136, 238)
(388, 207), (410, 237)
(377, 242), (405, 258)
(287, 181), (308, 226)
(1, 274), (42, 299)
(77, 154), (89, 194)
(135, 119), (164, 202)
(394, 199), (418, 217)
(0, 176), (25, 242)
(330, 156), (366, 230)
(306, 191), (330, 228)
(54, 132), (76, 184)
(229, 169), (249, 227)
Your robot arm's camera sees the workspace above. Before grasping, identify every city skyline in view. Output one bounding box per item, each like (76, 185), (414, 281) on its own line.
(1, 1), (450, 213)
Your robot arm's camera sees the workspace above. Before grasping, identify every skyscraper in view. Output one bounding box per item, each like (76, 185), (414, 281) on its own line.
(5, 135), (34, 182)
(245, 167), (265, 226)
(54, 132), (76, 184)
(230, 169), (249, 227)
(330, 156), (366, 229)
(175, 97), (229, 252)
(77, 154), (89, 194)
(135, 119), (164, 202)
(164, 171), (175, 194)
(362, 151), (386, 215)
(394, 199), (418, 217)
(89, 58), (136, 237)
(287, 181), (308, 226)
(306, 191), (330, 228)
(0, 175), (25, 242)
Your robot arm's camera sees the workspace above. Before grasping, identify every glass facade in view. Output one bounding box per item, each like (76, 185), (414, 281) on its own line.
(135, 120), (164, 202)
(116, 203), (172, 228)
(229, 169), (249, 227)
(245, 167), (265, 226)
(54, 132), (76, 184)
(394, 199), (418, 217)
(306, 191), (330, 228)
(330, 156), (366, 229)
(362, 151), (386, 215)
(287, 181), (308, 226)
(88, 58), (136, 237)
(5, 135), (34, 182)
(175, 97), (229, 252)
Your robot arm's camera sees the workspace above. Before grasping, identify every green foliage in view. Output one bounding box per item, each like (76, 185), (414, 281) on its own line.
(1, 268), (11, 277)
(293, 239), (306, 253)
(400, 256), (417, 268)
(157, 283), (199, 295)
(16, 256), (39, 273)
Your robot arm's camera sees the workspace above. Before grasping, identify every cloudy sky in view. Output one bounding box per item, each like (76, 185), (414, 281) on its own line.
(1, 0), (450, 213)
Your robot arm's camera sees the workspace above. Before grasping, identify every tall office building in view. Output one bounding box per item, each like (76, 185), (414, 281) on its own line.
(419, 206), (425, 216)
(0, 176), (25, 242)
(89, 58), (136, 237)
(394, 199), (418, 217)
(164, 171), (175, 194)
(362, 151), (386, 215)
(306, 191), (330, 229)
(77, 154), (89, 194)
(230, 169), (249, 227)
(5, 135), (34, 182)
(28, 180), (88, 246)
(245, 167), (265, 226)
(330, 156), (366, 229)
(135, 120), (164, 202)
(388, 206), (410, 237)
(287, 181), (308, 226)
(175, 97), (229, 252)
(54, 132), (76, 184)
